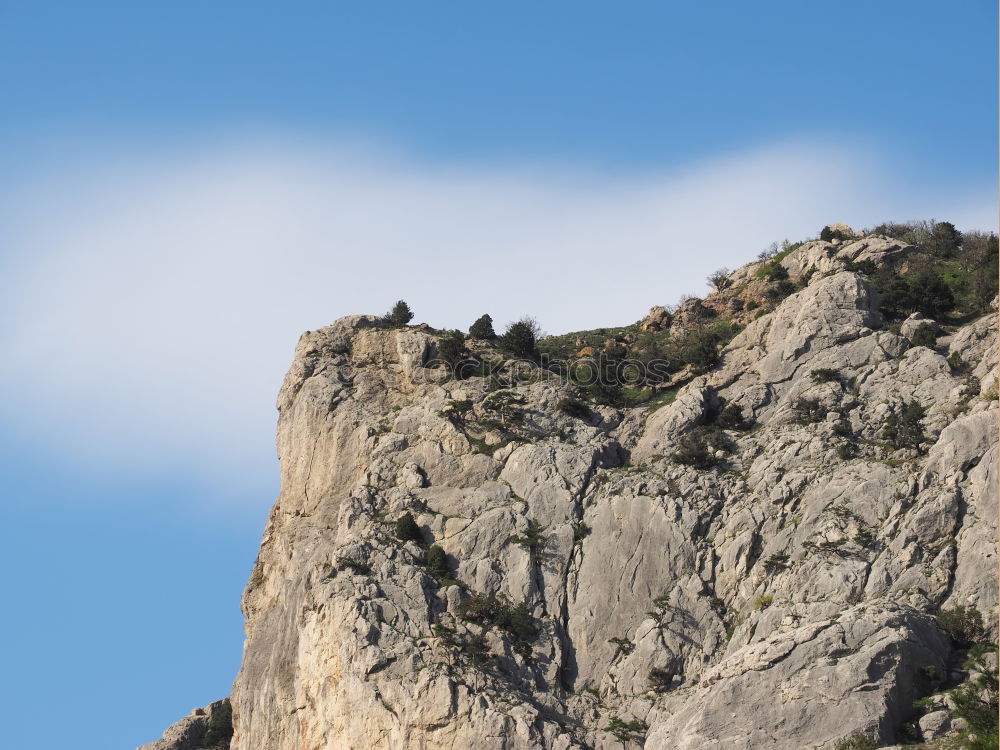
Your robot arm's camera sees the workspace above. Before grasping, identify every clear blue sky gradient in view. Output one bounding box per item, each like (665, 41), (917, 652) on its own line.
(0, 2), (996, 748)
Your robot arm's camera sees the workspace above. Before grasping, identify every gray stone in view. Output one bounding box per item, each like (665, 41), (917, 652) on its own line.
(144, 245), (997, 750)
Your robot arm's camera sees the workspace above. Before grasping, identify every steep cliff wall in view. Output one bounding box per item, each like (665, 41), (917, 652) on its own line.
(143, 236), (997, 750)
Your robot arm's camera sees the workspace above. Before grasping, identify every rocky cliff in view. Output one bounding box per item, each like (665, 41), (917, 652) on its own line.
(142, 231), (997, 750)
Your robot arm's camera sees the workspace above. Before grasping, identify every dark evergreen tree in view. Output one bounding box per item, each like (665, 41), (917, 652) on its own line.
(436, 330), (466, 367)
(924, 221), (962, 258)
(425, 544), (449, 579)
(469, 314), (496, 339)
(382, 300), (414, 327)
(910, 269), (955, 317)
(499, 318), (540, 358)
(394, 511), (422, 543)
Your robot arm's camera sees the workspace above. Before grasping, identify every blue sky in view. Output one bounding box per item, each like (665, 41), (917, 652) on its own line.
(0, 2), (996, 748)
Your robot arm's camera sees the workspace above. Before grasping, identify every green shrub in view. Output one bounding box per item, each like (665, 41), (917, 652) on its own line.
(499, 317), (541, 358)
(959, 230), (1000, 310)
(679, 330), (720, 372)
(757, 260), (789, 281)
(203, 699), (234, 747)
(810, 368), (841, 384)
(469, 313), (496, 339)
(608, 636), (634, 656)
(381, 299), (414, 327)
(441, 399), (474, 425)
(464, 631), (490, 666)
(754, 594), (774, 610)
(558, 397), (591, 420)
(674, 319), (741, 374)
(820, 225), (853, 243)
(394, 511), (423, 543)
(648, 593), (672, 619)
(436, 330), (467, 368)
(883, 400), (926, 449)
(936, 605), (986, 647)
(834, 734), (875, 750)
(909, 322), (937, 348)
(493, 601), (537, 640)
(456, 593), (537, 640)
(716, 402), (748, 430)
(765, 279), (798, 302)
(836, 442), (856, 460)
(924, 221), (962, 259)
(951, 649), (999, 747)
(791, 397), (826, 424)
(832, 416), (853, 438)
(425, 544), (449, 579)
(853, 529), (875, 548)
(648, 667), (674, 692)
(910, 270), (956, 317)
(708, 267), (732, 290)
(869, 221), (913, 240)
(762, 554), (789, 574)
(947, 352), (971, 373)
(513, 639), (533, 659)
(481, 390), (527, 428)
(873, 265), (956, 320)
(572, 520), (591, 544)
(672, 426), (732, 468)
(338, 556), (371, 574)
(457, 592), (505, 622)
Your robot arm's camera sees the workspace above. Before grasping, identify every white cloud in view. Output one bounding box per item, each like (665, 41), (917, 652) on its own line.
(0, 135), (994, 503)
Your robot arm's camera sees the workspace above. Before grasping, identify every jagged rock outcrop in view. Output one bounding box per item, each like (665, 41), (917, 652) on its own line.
(143, 237), (997, 750)
(140, 700), (232, 750)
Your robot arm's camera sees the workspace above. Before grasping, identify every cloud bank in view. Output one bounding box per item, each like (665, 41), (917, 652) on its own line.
(0, 135), (994, 503)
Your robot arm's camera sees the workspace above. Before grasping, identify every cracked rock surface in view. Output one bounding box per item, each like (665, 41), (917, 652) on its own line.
(144, 241), (997, 750)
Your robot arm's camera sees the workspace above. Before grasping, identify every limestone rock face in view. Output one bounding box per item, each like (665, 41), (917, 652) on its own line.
(638, 306), (671, 332)
(145, 264), (996, 749)
(777, 235), (916, 282)
(139, 700), (232, 750)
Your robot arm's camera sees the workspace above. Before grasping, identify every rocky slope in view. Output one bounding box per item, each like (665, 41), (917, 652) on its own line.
(142, 232), (997, 750)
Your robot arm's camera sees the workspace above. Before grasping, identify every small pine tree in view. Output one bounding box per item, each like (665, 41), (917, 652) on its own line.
(924, 221), (962, 259)
(604, 716), (649, 748)
(469, 314), (496, 339)
(936, 605), (986, 647)
(382, 300), (414, 327)
(672, 426), (732, 468)
(950, 649), (998, 745)
(883, 400), (926, 449)
(394, 511), (422, 543)
(910, 270), (955, 318)
(499, 318), (540, 358)
(465, 631), (490, 666)
(425, 544), (449, 579)
(509, 519), (547, 564)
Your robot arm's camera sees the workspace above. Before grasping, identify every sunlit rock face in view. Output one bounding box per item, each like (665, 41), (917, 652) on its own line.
(146, 237), (997, 750)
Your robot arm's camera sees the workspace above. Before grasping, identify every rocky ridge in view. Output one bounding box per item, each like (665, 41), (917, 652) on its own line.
(142, 231), (997, 750)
